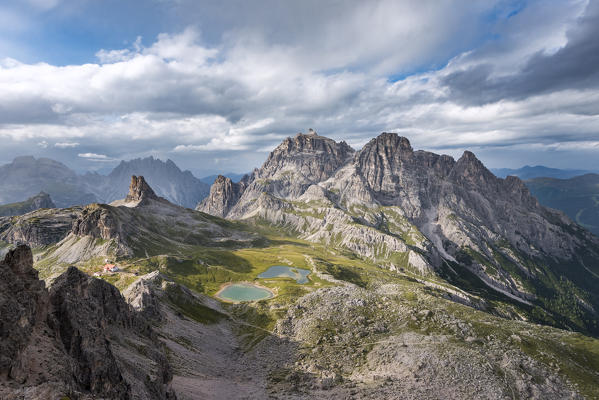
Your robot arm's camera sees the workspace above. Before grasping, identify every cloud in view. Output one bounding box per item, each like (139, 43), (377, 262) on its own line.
(78, 152), (115, 162)
(55, 141), (79, 148)
(441, 1), (598, 104)
(1, 0), (599, 173)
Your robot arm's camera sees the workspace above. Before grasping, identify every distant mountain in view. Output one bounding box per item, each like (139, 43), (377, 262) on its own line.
(492, 165), (591, 180)
(0, 192), (55, 217)
(200, 172), (247, 185)
(83, 157), (210, 208)
(525, 173), (599, 236)
(0, 156), (211, 210)
(0, 156), (97, 207)
(0, 175), (261, 272)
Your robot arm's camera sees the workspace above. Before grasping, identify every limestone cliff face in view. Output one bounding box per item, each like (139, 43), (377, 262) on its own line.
(71, 204), (122, 240)
(0, 207), (81, 247)
(198, 131), (599, 328)
(0, 245), (175, 400)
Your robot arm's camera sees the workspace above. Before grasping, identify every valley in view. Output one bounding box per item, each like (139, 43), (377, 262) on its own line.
(1, 132), (599, 399)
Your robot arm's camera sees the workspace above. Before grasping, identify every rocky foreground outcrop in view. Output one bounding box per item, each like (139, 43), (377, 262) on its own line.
(0, 245), (176, 400)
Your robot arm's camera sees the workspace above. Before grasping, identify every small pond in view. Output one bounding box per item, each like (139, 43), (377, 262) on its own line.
(258, 265), (311, 284)
(216, 283), (274, 302)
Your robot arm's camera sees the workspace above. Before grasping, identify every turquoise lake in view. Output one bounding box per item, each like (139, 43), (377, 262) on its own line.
(258, 265), (311, 284)
(216, 283), (274, 302)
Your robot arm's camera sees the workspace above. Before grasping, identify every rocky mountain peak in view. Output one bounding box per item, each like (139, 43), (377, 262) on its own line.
(450, 150), (497, 189)
(371, 132), (413, 151)
(197, 175), (244, 217)
(125, 175), (158, 203)
(356, 132), (417, 194)
(259, 130), (355, 183)
(31, 191), (55, 208)
(358, 132), (414, 163)
(278, 130), (352, 155)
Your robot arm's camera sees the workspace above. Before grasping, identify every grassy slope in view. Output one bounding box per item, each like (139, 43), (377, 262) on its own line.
(23, 207), (599, 397)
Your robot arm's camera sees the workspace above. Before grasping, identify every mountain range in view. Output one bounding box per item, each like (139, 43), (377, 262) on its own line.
(198, 131), (599, 334)
(492, 165), (594, 180)
(83, 157), (210, 208)
(1, 131), (599, 399)
(526, 173), (599, 236)
(0, 156), (97, 207)
(0, 156), (210, 209)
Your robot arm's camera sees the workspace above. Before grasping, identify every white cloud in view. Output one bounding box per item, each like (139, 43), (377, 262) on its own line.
(1, 2), (598, 171)
(78, 152), (115, 162)
(55, 141), (79, 148)
(78, 153), (108, 159)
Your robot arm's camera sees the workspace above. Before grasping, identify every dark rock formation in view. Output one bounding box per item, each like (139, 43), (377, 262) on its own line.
(0, 245), (176, 399)
(71, 204), (121, 240)
(0, 245), (47, 379)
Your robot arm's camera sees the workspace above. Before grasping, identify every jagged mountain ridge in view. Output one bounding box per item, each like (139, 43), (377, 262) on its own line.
(0, 155), (210, 209)
(0, 156), (97, 207)
(84, 156), (210, 208)
(198, 131), (599, 334)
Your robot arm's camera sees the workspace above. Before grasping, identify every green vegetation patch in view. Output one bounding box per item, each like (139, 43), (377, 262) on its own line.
(164, 283), (224, 324)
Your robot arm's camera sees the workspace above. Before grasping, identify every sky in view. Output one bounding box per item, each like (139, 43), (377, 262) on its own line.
(0, 0), (598, 176)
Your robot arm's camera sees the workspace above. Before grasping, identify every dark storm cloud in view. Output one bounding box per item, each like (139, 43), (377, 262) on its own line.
(442, 1), (599, 105)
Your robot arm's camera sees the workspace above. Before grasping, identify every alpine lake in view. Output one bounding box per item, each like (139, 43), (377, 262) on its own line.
(216, 265), (311, 302)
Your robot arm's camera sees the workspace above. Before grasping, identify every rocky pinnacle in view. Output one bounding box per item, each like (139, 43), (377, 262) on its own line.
(125, 175), (158, 203)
